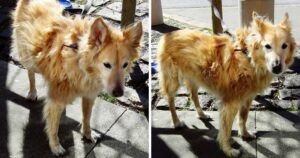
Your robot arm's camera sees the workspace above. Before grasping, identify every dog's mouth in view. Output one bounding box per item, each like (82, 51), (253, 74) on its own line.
(271, 64), (282, 74)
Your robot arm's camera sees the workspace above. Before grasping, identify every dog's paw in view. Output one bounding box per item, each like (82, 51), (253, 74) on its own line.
(239, 131), (256, 140)
(230, 148), (241, 157)
(81, 126), (93, 141)
(50, 144), (66, 156)
(82, 136), (94, 143)
(83, 132), (95, 143)
(84, 133), (92, 140)
(26, 90), (37, 101)
(174, 121), (186, 129)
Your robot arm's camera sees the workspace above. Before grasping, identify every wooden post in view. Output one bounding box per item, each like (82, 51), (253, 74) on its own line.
(121, 0), (137, 28)
(151, 0), (164, 25)
(211, 0), (223, 34)
(240, 0), (274, 26)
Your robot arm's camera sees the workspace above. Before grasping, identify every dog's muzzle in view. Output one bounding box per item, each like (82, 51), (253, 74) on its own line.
(112, 86), (124, 97)
(272, 63), (282, 74)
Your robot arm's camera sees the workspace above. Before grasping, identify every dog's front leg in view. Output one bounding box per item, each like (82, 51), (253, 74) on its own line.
(81, 97), (95, 140)
(238, 98), (256, 139)
(43, 99), (66, 156)
(217, 101), (240, 157)
(27, 69), (37, 101)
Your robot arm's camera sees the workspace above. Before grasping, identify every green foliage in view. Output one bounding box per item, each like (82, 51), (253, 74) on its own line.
(288, 101), (298, 111)
(179, 98), (192, 111)
(98, 92), (117, 104)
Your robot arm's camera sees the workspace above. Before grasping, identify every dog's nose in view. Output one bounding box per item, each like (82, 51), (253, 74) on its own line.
(272, 63), (282, 74)
(112, 86), (123, 97)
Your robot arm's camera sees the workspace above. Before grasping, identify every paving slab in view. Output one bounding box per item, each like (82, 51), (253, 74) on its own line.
(162, 5), (300, 42)
(136, 2), (148, 17)
(0, 60), (148, 157)
(255, 111), (300, 158)
(95, 7), (122, 22)
(152, 110), (256, 158)
(92, 0), (109, 7)
(152, 110), (300, 158)
(106, 2), (148, 17)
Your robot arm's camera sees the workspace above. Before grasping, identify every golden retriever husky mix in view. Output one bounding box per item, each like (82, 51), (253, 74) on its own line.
(158, 12), (295, 157)
(11, 0), (143, 155)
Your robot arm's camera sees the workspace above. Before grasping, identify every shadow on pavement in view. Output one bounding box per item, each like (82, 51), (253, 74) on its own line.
(255, 96), (300, 157)
(152, 24), (180, 33)
(129, 63), (149, 120)
(289, 57), (300, 73)
(92, 129), (148, 158)
(152, 125), (255, 158)
(0, 57), (9, 158)
(0, 86), (81, 157)
(255, 96), (300, 125)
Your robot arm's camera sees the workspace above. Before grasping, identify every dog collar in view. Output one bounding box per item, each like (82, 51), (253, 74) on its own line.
(63, 43), (78, 49)
(234, 48), (248, 55)
(234, 48), (251, 62)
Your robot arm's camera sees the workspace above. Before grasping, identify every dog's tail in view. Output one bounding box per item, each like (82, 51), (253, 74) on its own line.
(157, 35), (180, 98)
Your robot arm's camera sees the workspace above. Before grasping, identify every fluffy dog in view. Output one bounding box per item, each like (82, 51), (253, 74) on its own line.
(157, 12), (295, 157)
(11, 0), (143, 155)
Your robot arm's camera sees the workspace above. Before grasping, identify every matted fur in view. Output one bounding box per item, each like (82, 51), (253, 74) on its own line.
(11, 0), (143, 155)
(157, 12), (296, 157)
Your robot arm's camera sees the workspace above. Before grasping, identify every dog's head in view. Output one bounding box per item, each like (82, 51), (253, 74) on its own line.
(81, 17), (143, 97)
(247, 12), (296, 75)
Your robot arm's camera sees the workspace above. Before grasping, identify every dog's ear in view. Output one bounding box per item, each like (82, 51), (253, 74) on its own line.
(123, 21), (143, 48)
(285, 41), (296, 66)
(252, 11), (258, 19)
(252, 11), (266, 33)
(279, 13), (291, 32)
(88, 17), (110, 46)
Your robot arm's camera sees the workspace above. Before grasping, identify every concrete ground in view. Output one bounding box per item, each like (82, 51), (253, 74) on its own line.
(152, 110), (300, 158)
(161, 0), (300, 42)
(0, 60), (148, 157)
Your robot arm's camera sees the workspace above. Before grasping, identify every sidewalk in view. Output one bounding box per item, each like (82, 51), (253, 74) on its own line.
(152, 110), (300, 158)
(0, 60), (148, 158)
(161, 3), (300, 42)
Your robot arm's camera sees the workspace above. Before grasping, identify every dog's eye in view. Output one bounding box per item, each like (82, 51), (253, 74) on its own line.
(282, 43), (288, 49)
(265, 44), (272, 49)
(123, 62), (128, 68)
(103, 63), (111, 69)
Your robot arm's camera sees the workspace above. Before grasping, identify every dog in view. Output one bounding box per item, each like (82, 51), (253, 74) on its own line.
(11, 0), (143, 155)
(157, 12), (296, 157)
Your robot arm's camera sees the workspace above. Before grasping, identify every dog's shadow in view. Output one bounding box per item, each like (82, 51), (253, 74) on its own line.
(21, 97), (91, 158)
(152, 118), (256, 158)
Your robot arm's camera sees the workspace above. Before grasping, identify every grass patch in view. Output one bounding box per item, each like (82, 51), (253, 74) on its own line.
(288, 101), (298, 111)
(98, 92), (117, 104)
